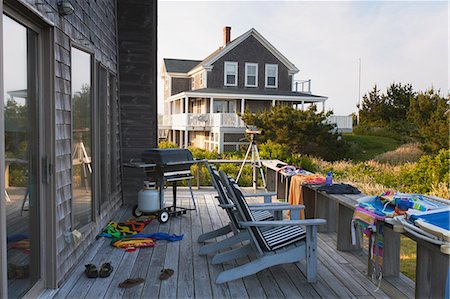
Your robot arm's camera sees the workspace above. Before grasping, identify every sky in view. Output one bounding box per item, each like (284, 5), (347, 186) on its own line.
(158, 0), (449, 115)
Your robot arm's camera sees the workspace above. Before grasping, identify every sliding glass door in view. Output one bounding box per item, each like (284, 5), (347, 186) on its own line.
(2, 14), (41, 298)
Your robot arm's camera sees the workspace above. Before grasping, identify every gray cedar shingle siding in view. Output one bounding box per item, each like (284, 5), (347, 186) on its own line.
(16, 0), (123, 285)
(172, 77), (191, 95)
(208, 35), (291, 91)
(118, 0), (158, 204)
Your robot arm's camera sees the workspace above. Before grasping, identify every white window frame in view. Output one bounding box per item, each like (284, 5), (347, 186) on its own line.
(224, 61), (238, 86)
(265, 64), (278, 88)
(245, 63), (258, 87)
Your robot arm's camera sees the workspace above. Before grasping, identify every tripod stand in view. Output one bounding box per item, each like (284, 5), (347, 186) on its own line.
(236, 132), (267, 191)
(72, 134), (92, 192)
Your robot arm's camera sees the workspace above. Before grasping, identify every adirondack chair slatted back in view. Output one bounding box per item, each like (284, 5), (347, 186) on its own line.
(207, 165), (241, 230)
(219, 170), (308, 252)
(219, 171), (272, 253)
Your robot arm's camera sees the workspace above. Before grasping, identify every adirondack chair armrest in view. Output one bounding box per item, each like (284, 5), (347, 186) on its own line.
(242, 192), (277, 198)
(239, 219), (327, 227)
(218, 203), (235, 209)
(248, 205), (305, 211)
(248, 202), (292, 208)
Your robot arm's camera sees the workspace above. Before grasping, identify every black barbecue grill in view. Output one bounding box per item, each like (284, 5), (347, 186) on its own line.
(125, 148), (205, 222)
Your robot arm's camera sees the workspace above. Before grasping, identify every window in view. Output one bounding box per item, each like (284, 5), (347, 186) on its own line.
(265, 64), (278, 88)
(3, 13), (41, 297)
(71, 47), (93, 229)
(213, 99), (235, 113)
(245, 63), (258, 87)
(224, 61), (238, 86)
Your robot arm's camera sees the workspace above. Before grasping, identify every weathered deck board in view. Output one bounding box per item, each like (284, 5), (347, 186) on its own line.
(52, 188), (415, 299)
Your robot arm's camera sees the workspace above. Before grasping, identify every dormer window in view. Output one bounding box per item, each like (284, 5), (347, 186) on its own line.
(224, 61), (238, 86)
(245, 63), (258, 87)
(265, 64), (278, 88)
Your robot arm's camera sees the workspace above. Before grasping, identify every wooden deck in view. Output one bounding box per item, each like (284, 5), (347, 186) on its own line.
(52, 188), (415, 299)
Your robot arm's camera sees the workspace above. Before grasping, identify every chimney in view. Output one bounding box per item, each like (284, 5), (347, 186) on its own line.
(223, 26), (231, 46)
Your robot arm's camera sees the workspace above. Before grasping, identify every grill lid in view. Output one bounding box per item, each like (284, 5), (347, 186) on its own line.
(141, 148), (194, 165)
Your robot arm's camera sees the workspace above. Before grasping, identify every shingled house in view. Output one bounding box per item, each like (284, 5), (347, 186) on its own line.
(161, 27), (328, 152)
(0, 0), (157, 297)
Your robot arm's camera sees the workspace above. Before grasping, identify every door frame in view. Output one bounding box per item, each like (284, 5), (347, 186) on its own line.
(0, 1), (56, 296)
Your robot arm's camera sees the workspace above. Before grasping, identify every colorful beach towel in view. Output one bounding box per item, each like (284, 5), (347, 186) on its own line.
(98, 220), (151, 238)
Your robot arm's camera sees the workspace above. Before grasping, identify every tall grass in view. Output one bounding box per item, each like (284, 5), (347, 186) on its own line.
(373, 143), (424, 164)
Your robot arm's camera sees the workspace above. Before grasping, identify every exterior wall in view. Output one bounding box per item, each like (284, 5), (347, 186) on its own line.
(171, 77), (190, 95)
(2, 0), (124, 288)
(191, 71), (206, 90)
(118, 0), (158, 204)
(207, 35), (291, 91)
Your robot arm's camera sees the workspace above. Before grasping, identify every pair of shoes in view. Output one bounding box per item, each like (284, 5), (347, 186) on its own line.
(118, 278), (144, 288)
(84, 263), (114, 278)
(159, 268), (174, 280)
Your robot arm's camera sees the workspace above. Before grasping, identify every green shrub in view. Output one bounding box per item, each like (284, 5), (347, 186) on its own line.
(158, 141), (178, 148)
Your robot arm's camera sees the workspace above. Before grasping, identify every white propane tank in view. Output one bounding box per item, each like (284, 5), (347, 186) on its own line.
(138, 181), (160, 212)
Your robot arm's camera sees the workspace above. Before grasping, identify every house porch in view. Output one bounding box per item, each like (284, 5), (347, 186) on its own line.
(49, 188), (414, 299)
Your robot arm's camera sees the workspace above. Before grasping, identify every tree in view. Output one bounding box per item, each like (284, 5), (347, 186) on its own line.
(359, 85), (384, 125)
(241, 105), (350, 161)
(383, 83), (414, 122)
(359, 83), (415, 126)
(407, 89), (449, 153)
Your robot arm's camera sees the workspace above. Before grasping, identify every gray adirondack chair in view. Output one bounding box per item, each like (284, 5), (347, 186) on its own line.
(197, 165), (304, 256)
(215, 170), (326, 284)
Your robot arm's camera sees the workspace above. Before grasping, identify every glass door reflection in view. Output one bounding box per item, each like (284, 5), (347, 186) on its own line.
(3, 15), (40, 298)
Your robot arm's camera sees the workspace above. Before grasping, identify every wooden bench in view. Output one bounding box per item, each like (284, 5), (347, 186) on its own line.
(301, 184), (449, 298)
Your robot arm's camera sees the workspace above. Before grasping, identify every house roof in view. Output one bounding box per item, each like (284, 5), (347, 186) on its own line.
(190, 28), (299, 75)
(163, 28), (300, 75)
(193, 88), (324, 98)
(168, 88), (327, 102)
(163, 58), (202, 73)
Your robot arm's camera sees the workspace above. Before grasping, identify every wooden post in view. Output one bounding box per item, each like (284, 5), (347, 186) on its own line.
(241, 98), (245, 114)
(315, 192), (337, 233)
(196, 162), (200, 189)
(415, 243), (450, 298)
(382, 225), (400, 277)
(337, 203), (361, 251)
(210, 97), (214, 113)
(302, 186), (316, 219)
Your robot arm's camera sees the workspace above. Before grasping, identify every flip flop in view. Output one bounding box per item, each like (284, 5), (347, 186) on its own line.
(159, 268), (174, 280)
(84, 264), (98, 278)
(118, 278), (145, 288)
(99, 262), (114, 278)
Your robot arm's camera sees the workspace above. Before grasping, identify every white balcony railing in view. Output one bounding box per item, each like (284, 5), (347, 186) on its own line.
(326, 115), (353, 132)
(162, 113), (245, 128)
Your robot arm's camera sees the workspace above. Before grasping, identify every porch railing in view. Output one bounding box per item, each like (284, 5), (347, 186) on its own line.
(163, 113), (245, 128)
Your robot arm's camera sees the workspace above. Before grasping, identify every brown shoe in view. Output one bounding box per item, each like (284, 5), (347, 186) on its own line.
(118, 278), (144, 288)
(159, 269), (174, 280)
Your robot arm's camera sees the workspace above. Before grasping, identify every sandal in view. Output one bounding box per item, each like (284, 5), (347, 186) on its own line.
(84, 264), (98, 278)
(99, 262), (114, 278)
(118, 278), (145, 288)
(159, 268), (174, 280)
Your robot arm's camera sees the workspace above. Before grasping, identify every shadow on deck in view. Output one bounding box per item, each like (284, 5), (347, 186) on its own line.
(52, 188), (414, 299)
